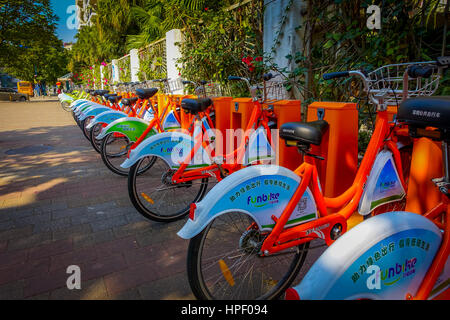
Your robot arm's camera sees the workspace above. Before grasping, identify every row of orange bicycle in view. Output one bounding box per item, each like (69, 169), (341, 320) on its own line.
(59, 57), (450, 300)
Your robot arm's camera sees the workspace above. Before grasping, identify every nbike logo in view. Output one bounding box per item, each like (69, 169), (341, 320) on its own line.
(161, 146), (184, 157)
(247, 193), (280, 208)
(366, 257), (417, 289)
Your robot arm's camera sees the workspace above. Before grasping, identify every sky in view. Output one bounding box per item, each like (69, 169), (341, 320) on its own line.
(51, 0), (78, 43)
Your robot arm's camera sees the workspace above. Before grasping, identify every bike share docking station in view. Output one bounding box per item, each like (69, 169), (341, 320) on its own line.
(211, 97), (303, 170)
(208, 95), (441, 217)
(210, 97), (362, 199)
(307, 102), (359, 198)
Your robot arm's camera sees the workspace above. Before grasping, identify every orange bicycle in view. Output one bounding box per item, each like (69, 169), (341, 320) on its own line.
(287, 91), (450, 300)
(121, 74), (280, 222)
(177, 58), (449, 300)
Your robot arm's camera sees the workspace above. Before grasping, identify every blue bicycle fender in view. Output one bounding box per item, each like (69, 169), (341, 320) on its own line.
(289, 211), (442, 300)
(86, 110), (127, 130)
(74, 102), (96, 114)
(71, 99), (90, 109)
(120, 131), (211, 170)
(177, 165), (318, 239)
(76, 105), (99, 119)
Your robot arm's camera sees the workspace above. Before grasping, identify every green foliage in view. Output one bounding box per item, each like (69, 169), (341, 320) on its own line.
(69, 0), (144, 77)
(279, 0), (449, 103)
(177, 1), (265, 95)
(269, 0), (449, 153)
(140, 56), (166, 80)
(118, 57), (131, 83)
(102, 64), (112, 88)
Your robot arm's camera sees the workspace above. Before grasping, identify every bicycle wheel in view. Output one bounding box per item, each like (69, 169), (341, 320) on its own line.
(61, 101), (72, 112)
(89, 122), (104, 154)
(367, 144), (412, 218)
(81, 117), (93, 141)
(187, 211), (309, 300)
(100, 133), (132, 176)
(128, 156), (209, 222)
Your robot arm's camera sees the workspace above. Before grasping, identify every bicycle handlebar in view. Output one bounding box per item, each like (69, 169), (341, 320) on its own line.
(437, 56), (450, 67)
(408, 65), (433, 79)
(323, 71), (350, 80)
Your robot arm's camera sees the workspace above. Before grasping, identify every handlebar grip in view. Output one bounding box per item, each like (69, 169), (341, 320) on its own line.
(323, 71), (350, 80)
(408, 65), (433, 79)
(263, 73), (274, 81)
(200, 80), (208, 85)
(228, 76), (242, 81)
(182, 81), (191, 85)
(437, 56), (450, 67)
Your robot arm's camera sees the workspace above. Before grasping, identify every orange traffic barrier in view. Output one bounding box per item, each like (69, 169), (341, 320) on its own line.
(307, 102), (358, 198)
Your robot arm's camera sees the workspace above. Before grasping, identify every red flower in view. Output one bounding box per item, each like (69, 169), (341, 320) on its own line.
(242, 56), (253, 65)
(255, 56), (263, 62)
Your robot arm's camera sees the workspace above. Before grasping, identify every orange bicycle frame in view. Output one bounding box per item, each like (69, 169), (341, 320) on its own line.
(260, 110), (408, 254)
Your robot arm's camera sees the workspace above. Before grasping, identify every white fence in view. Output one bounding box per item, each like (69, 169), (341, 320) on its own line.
(97, 29), (183, 93)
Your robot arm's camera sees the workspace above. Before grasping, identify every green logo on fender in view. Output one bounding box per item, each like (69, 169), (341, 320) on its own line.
(247, 193), (279, 208)
(116, 125), (135, 132)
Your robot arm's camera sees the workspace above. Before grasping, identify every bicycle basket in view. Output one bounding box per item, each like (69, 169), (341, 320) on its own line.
(262, 80), (291, 103)
(165, 78), (184, 94)
(366, 61), (441, 106)
(203, 82), (230, 98)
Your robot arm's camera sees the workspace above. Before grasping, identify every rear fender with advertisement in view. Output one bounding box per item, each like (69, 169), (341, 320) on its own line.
(71, 99), (90, 110)
(76, 103), (102, 114)
(76, 105), (97, 120)
(59, 93), (75, 104)
(177, 165), (319, 240)
(96, 117), (155, 143)
(69, 98), (87, 106)
(74, 102), (97, 115)
(78, 106), (111, 121)
(287, 211), (444, 300)
(86, 110), (127, 130)
(121, 131), (212, 170)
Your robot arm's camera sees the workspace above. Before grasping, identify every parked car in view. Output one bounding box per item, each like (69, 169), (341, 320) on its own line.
(0, 87), (28, 101)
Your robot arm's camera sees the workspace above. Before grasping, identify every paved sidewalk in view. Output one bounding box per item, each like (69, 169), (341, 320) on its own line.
(0, 99), (194, 299)
(0, 99), (326, 300)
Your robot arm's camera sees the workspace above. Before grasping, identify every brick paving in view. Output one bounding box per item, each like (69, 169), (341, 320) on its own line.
(0, 98), (326, 300)
(0, 98), (194, 299)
